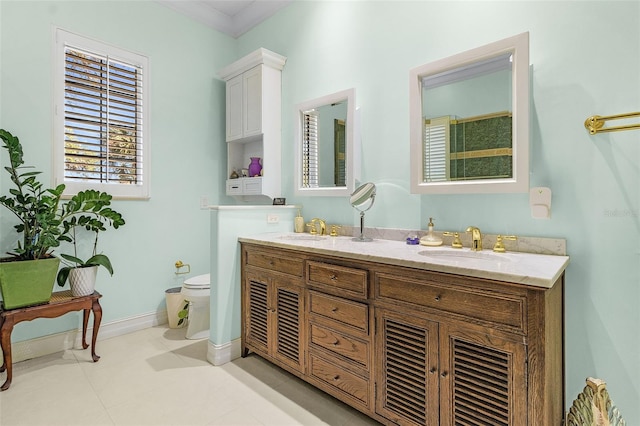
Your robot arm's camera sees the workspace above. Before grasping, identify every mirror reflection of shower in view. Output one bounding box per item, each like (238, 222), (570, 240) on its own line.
(350, 182), (376, 242)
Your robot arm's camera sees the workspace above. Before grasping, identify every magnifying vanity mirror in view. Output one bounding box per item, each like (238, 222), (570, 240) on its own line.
(295, 88), (356, 196)
(409, 32), (529, 194)
(350, 182), (376, 242)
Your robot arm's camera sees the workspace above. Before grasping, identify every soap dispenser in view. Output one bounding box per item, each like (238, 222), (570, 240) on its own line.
(420, 217), (443, 246)
(294, 209), (305, 233)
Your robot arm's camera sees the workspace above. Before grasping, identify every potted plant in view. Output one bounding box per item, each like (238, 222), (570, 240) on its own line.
(0, 129), (124, 308)
(55, 192), (124, 296)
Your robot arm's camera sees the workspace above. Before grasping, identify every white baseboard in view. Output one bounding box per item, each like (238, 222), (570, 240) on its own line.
(2, 309), (168, 364)
(207, 338), (241, 365)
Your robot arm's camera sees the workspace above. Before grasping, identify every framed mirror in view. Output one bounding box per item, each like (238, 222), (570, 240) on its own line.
(295, 88), (356, 196)
(409, 32), (529, 194)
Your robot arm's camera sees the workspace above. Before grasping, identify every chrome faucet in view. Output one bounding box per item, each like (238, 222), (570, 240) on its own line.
(310, 218), (327, 236)
(466, 226), (483, 251)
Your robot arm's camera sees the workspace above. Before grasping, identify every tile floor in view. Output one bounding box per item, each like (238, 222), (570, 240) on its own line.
(0, 326), (380, 426)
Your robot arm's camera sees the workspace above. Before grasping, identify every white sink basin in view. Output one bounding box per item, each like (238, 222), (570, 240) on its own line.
(277, 234), (325, 241)
(418, 249), (512, 263)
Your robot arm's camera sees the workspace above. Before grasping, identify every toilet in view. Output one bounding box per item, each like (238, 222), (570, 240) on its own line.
(180, 273), (211, 339)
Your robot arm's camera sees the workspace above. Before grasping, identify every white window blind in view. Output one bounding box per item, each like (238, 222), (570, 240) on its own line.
(302, 111), (319, 188)
(423, 116), (450, 182)
(54, 29), (150, 199)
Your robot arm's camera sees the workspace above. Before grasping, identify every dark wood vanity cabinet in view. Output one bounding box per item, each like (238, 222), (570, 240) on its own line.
(242, 248), (305, 373)
(374, 268), (531, 425)
(375, 308), (527, 426)
(240, 243), (564, 426)
(306, 260), (374, 412)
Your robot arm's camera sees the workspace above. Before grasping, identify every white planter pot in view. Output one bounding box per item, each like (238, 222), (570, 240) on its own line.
(68, 266), (98, 296)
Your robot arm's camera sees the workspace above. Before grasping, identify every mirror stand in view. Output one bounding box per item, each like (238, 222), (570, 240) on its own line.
(350, 182), (376, 242)
(354, 210), (372, 242)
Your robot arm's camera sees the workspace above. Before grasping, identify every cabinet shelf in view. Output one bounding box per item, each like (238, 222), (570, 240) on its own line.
(219, 49), (286, 200)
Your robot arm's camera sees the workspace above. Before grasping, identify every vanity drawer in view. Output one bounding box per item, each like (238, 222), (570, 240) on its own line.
(309, 354), (369, 405)
(309, 291), (368, 332)
(307, 261), (368, 298)
(245, 249), (304, 277)
(375, 272), (526, 332)
(310, 323), (369, 367)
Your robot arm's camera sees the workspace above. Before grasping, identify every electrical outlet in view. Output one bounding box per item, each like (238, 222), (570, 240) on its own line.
(200, 196), (209, 209)
(267, 214), (279, 224)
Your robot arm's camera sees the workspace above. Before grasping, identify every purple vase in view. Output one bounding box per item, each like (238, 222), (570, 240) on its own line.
(248, 157), (262, 177)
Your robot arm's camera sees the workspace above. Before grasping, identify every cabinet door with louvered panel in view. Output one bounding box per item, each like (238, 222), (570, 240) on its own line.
(375, 308), (440, 426)
(244, 275), (270, 356)
(273, 281), (305, 373)
(438, 323), (527, 426)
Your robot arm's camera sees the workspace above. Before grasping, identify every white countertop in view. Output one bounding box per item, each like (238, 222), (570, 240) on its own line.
(238, 232), (570, 289)
(209, 205), (299, 210)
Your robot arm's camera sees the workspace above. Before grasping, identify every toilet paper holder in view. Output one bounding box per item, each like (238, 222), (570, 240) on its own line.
(175, 260), (191, 275)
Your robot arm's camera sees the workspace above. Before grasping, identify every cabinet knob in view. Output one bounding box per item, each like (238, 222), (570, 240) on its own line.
(333, 375), (340, 381)
(429, 367), (437, 374)
(329, 274), (338, 281)
(441, 371), (448, 378)
(331, 306), (338, 312)
(434, 295), (441, 302)
(332, 339), (339, 346)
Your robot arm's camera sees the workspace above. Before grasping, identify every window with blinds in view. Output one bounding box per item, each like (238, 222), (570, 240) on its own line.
(54, 29), (150, 199)
(302, 111), (319, 188)
(423, 116), (450, 182)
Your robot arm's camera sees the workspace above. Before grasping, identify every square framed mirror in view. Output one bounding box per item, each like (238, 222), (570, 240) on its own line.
(409, 32), (530, 194)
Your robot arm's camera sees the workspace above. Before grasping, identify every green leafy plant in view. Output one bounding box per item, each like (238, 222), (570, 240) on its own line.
(0, 129), (125, 279)
(55, 189), (124, 286)
(1, 129), (66, 260)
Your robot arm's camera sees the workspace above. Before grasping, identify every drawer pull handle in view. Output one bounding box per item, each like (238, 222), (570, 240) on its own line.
(441, 371), (448, 378)
(329, 274), (338, 281)
(331, 306), (338, 312)
(332, 339), (339, 346)
(333, 375), (340, 381)
(434, 295), (441, 301)
(429, 367), (437, 374)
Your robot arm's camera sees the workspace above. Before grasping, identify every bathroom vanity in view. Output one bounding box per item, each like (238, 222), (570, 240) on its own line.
(239, 234), (569, 426)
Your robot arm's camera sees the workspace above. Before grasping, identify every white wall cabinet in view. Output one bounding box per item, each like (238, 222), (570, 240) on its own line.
(219, 48), (286, 200)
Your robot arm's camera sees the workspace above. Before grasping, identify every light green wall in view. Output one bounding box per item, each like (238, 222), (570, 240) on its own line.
(238, 1), (640, 422)
(0, 1), (234, 336)
(1, 1), (639, 423)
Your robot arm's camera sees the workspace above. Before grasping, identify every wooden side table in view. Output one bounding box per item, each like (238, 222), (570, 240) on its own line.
(0, 290), (102, 391)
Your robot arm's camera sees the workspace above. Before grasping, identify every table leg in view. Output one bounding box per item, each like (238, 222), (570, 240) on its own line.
(90, 298), (102, 362)
(1, 318), (15, 391)
(82, 308), (90, 350)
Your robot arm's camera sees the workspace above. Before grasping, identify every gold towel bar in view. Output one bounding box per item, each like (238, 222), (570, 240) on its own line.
(585, 112), (640, 135)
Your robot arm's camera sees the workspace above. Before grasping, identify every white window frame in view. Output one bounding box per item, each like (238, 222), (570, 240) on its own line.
(53, 28), (150, 199)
